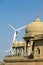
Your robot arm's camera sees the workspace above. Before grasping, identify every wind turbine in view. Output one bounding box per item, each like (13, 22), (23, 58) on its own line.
(6, 21), (26, 43)
(0, 22), (26, 55)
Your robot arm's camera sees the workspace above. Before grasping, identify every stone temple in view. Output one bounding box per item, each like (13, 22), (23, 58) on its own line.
(1, 15), (43, 65)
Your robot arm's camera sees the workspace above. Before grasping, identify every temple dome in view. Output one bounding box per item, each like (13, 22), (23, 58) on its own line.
(12, 41), (26, 48)
(25, 17), (43, 37)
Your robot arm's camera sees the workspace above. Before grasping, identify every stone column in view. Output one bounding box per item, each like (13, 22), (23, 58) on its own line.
(27, 43), (30, 56)
(24, 47), (26, 56)
(16, 48), (17, 56)
(20, 48), (22, 56)
(30, 40), (33, 54)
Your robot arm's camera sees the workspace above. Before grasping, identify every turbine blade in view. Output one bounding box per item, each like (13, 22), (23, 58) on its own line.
(0, 50), (10, 54)
(10, 46), (14, 55)
(17, 25), (26, 31)
(0, 44), (13, 54)
(5, 21), (16, 31)
(4, 50), (10, 52)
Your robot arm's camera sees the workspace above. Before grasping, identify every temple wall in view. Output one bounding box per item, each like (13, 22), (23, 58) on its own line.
(35, 62), (43, 65)
(5, 61), (35, 65)
(34, 40), (43, 59)
(4, 61), (43, 65)
(4, 59), (43, 65)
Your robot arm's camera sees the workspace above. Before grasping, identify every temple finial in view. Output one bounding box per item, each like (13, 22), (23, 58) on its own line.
(36, 12), (40, 21)
(37, 12), (40, 18)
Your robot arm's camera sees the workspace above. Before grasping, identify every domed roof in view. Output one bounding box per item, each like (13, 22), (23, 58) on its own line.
(25, 17), (43, 37)
(12, 41), (26, 48)
(12, 41), (19, 47)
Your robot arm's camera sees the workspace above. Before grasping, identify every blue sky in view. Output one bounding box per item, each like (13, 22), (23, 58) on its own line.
(0, 0), (43, 61)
